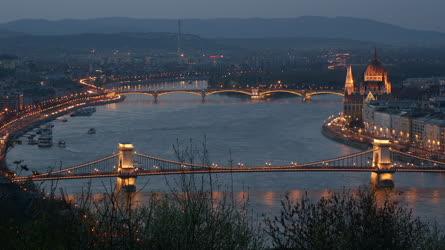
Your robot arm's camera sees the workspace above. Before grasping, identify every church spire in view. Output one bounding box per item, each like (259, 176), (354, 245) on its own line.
(345, 65), (355, 95)
(384, 72), (392, 94)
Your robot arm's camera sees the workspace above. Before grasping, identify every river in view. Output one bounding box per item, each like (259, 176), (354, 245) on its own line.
(7, 81), (445, 226)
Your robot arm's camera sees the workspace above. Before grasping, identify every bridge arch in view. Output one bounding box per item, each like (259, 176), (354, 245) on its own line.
(117, 91), (155, 97)
(306, 91), (344, 98)
(157, 90), (203, 97)
(206, 89), (252, 97)
(260, 90), (305, 98)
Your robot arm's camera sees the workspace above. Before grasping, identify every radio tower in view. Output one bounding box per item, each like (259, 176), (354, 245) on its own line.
(88, 48), (95, 75)
(177, 19), (182, 57)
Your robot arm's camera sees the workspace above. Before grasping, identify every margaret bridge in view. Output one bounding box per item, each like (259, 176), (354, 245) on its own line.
(107, 85), (344, 102)
(12, 139), (445, 190)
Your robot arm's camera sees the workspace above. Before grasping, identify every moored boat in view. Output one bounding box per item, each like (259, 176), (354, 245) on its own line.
(58, 140), (66, 148)
(70, 107), (96, 117)
(27, 134), (37, 145)
(38, 125), (53, 148)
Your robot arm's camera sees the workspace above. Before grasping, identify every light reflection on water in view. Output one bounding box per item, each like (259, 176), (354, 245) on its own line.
(7, 88), (445, 227)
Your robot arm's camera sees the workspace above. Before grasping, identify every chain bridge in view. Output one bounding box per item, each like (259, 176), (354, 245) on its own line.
(12, 139), (445, 190)
(108, 85), (344, 102)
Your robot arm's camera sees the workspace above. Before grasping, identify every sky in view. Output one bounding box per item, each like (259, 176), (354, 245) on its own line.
(1, 0), (444, 32)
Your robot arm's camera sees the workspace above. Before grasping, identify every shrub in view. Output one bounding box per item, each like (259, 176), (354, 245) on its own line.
(265, 188), (445, 250)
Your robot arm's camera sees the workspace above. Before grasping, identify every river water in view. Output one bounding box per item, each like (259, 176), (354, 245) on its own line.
(7, 82), (445, 226)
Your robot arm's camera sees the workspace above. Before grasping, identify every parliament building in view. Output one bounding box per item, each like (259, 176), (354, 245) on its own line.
(343, 50), (392, 126)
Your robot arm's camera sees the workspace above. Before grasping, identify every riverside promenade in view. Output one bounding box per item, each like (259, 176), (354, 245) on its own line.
(0, 92), (123, 173)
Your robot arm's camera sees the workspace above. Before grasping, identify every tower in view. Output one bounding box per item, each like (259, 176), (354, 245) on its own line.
(384, 73), (392, 94)
(117, 143), (136, 192)
(371, 139), (394, 188)
(362, 48), (391, 95)
(345, 65), (355, 95)
(343, 65), (363, 124)
(177, 19), (182, 57)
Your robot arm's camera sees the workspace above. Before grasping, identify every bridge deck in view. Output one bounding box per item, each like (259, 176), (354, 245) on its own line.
(13, 167), (445, 182)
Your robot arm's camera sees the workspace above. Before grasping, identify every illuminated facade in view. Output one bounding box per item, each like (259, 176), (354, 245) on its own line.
(361, 49), (392, 95)
(343, 49), (392, 125)
(362, 99), (445, 155)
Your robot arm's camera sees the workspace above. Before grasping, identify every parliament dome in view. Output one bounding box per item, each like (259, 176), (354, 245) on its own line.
(364, 50), (388, 82)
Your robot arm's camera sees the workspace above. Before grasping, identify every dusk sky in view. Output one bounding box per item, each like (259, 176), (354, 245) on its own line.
(1, 0), (444, 32)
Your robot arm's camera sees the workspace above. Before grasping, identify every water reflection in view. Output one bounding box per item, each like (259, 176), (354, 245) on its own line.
(404, 187), (419, 206)
(288, 189), (303, 202)
(263, 191), (276, 207)
(432, 190), (440, 204)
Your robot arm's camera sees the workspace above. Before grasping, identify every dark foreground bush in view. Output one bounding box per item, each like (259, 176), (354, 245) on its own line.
(2, 183), (445, 250)
(85, 182), (262, 250)
(0, 178), (262, 250)
(0, 182), (91, 249)
(265, 189), (445, 250)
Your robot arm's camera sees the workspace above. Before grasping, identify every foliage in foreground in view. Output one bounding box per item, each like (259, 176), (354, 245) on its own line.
(2, 182), (445, 249)
(84, 177), (262, 250)
(265, 188), (445, 250)
(0, 177), (262, 250)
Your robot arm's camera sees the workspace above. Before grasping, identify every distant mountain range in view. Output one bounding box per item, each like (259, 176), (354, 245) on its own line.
(1, 16), (445, 46)
(0, 32), (376, 57)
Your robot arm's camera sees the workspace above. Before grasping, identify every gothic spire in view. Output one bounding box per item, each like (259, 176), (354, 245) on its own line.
(345, 65), (355, 95)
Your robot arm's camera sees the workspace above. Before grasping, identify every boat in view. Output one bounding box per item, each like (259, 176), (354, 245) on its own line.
(57, 117), (68, 122)
(58, 140), (66, 148)
(38, 125), (53, 148)
(27, 134), (37, 145)
(70, 107), (96, 117)
(87, 128), (96, 134)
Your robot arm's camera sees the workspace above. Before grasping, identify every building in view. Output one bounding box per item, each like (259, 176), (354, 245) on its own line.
(363, 98), (445, 155)
(429, 97), (445, 112)
(0, 54), (18, 70)
(0, 94), (24, 113)
(328, 53), (350, 70)
(403, 77), (445, 90)
(390, 112), (411, 144)
(343, 49), (392, 125)
(423, 119), (444, 152)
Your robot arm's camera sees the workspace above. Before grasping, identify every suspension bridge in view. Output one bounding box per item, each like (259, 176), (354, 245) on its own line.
(12, 139), (445, 190)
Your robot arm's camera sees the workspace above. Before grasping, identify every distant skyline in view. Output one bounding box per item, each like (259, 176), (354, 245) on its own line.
(1, 0), (444, 32)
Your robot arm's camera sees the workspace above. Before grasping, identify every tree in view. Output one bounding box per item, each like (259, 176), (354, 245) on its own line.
(265, 188), (445, 250)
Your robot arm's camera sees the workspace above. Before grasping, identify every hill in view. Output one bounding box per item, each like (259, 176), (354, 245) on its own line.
(1, 17), (445, 46)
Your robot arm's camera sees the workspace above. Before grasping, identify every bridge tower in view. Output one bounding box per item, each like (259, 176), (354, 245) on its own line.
(371, 139), (394, 188)
(117, 143), (137, 192)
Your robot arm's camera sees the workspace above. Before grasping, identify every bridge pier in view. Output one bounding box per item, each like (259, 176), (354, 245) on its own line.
(153, 93), (158, 104)
(201, 90), (206, 103)
(371, 139), (394, 188)
(117, 143), (137, 192)
(250, 95), (263, 100)
(302, 94), (312, 103)
(250, 87), (263, 100)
